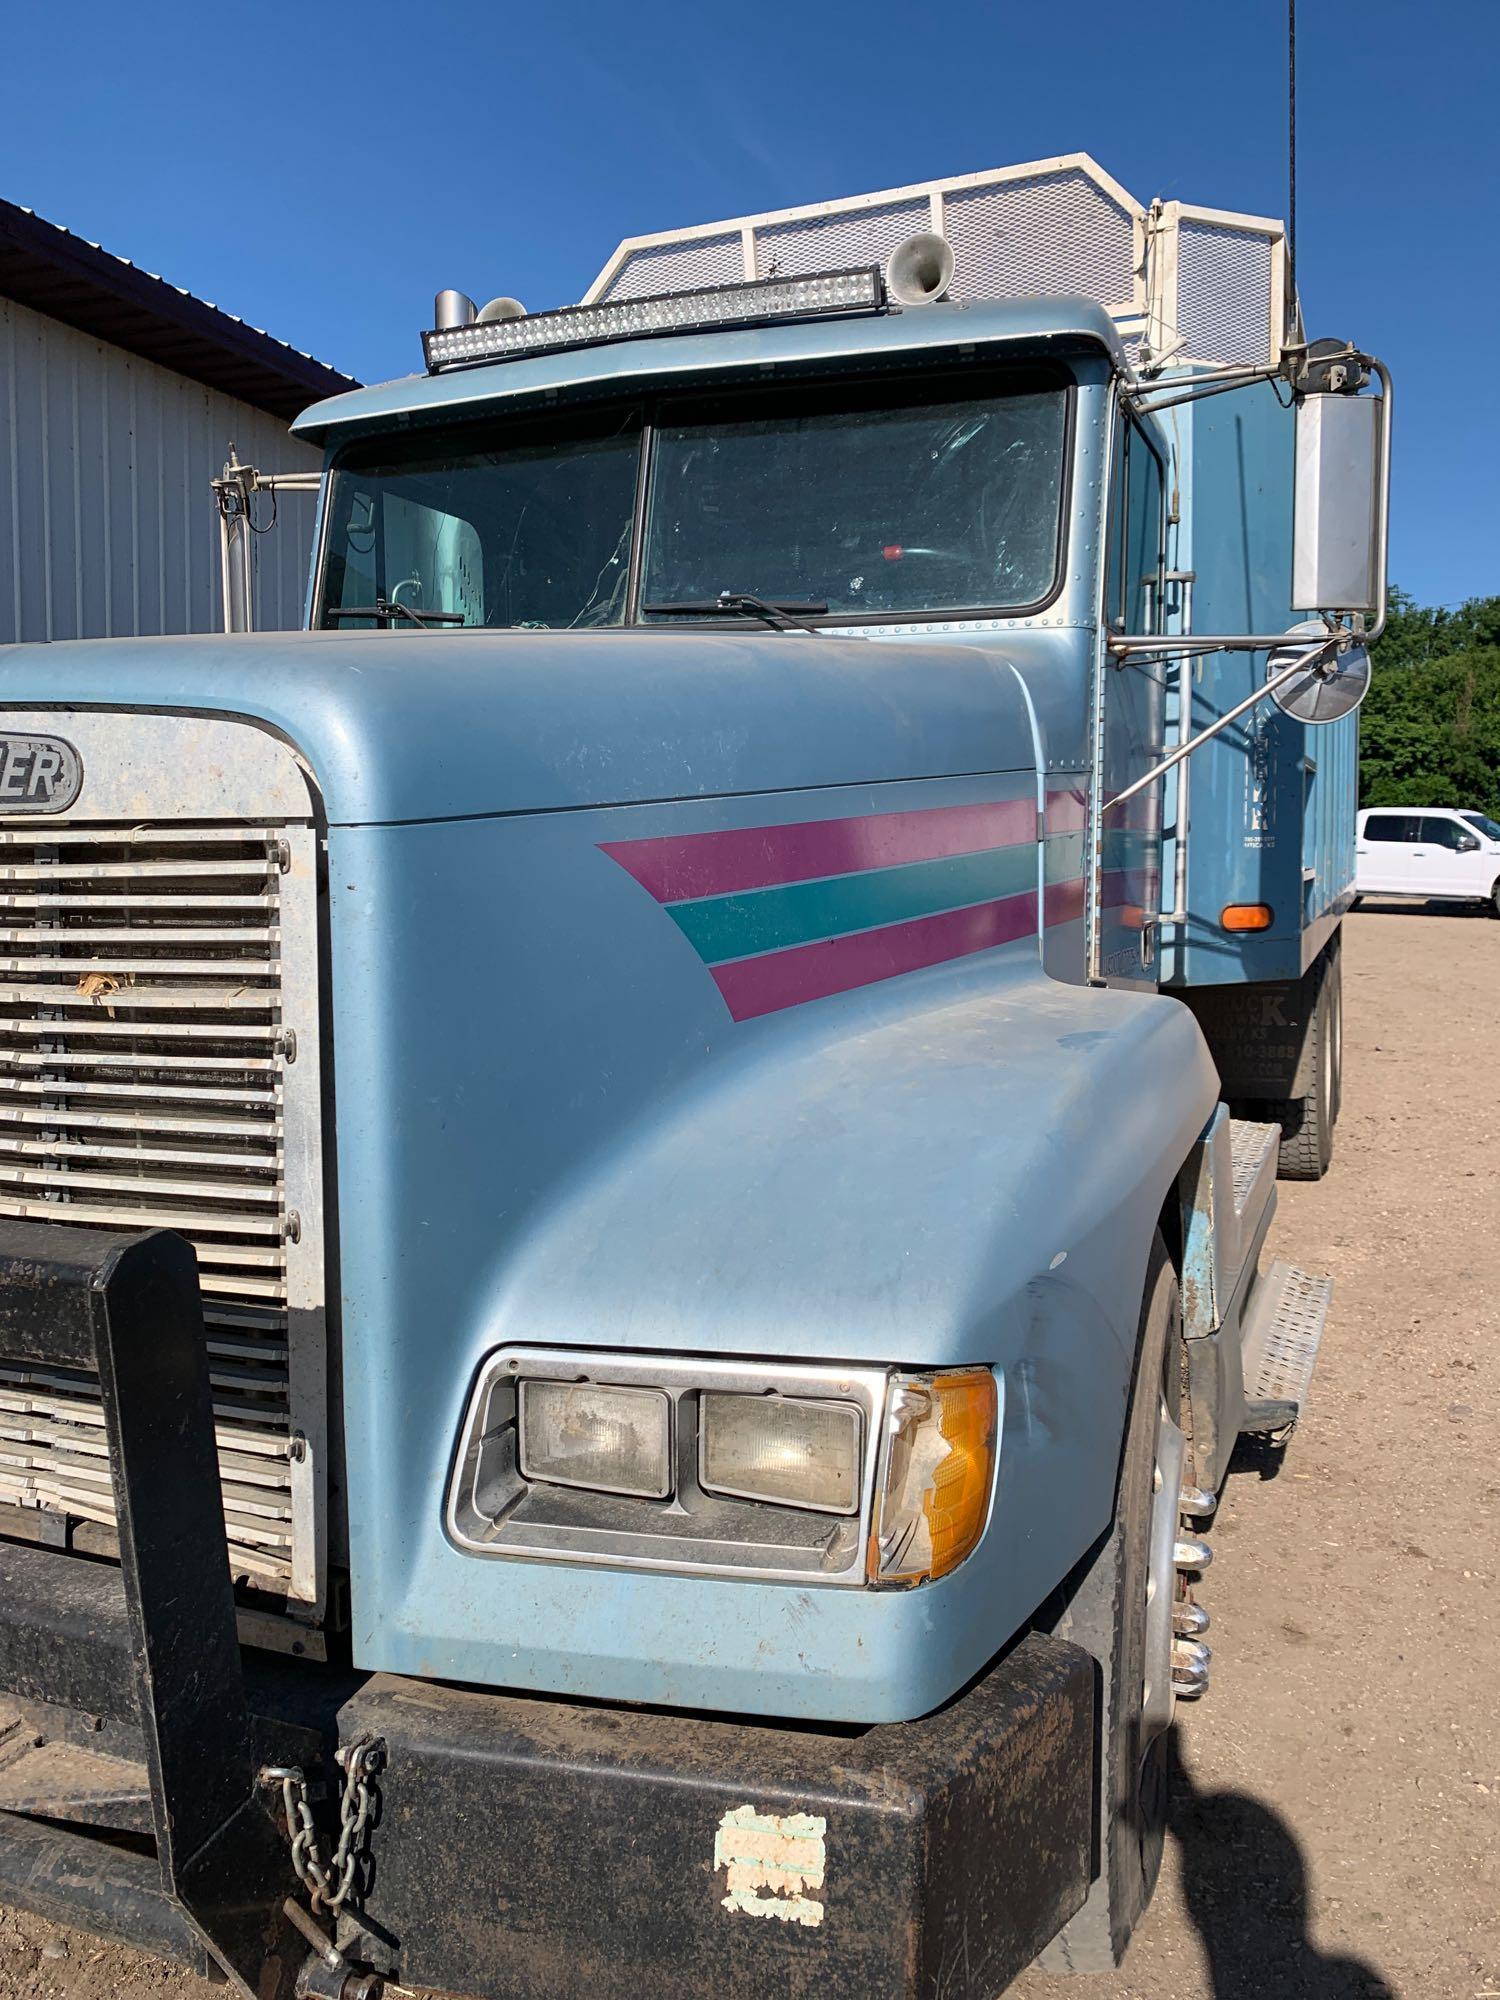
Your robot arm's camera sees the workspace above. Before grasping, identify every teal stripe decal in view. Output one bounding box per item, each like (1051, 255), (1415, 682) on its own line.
(668, 842), (1039, 966)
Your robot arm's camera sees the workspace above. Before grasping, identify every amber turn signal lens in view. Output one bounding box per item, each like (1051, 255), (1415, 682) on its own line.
(867, 1368), (999, 1587)
(1221, 903), (1274, 932)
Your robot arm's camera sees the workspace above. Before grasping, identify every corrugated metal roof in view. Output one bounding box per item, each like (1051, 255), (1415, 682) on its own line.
(0, 195), (360, 420)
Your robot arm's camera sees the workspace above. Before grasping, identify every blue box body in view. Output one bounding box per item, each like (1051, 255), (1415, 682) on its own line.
(1163, 379), (1357, 988)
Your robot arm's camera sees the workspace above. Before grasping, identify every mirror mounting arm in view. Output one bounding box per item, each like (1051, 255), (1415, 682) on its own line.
(1125, 353), (1393, 648)
(1108, 626), (1342, 658)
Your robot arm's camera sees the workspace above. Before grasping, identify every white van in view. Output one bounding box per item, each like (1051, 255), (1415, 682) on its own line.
(1355, 807), (1500, 913)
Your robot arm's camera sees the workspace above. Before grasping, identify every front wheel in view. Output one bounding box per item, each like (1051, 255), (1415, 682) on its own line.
(1490, 878), (1500, 919)
(1036, 1234), (1185, 1971)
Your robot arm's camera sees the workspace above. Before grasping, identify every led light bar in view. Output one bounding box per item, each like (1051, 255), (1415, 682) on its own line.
(423, 266), (884, 373)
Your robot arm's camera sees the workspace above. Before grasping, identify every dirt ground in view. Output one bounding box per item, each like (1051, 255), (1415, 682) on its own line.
(1, 906), (1495, 2000)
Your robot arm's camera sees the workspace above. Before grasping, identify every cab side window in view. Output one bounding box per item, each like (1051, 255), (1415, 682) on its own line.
(1125, 427), (1165, 634)
(1105, 414), (1167, 633)
(1421, 815), (1468, 849)
(1364, 814), (1416, 842)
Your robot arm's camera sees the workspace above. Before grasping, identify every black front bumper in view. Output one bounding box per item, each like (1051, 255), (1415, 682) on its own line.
(339, 1634), (1092, 2000)
(0, 1222), (1095, 2000)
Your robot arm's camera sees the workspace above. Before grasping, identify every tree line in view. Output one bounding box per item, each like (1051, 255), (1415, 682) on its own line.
(1360, 591), (1500, 816)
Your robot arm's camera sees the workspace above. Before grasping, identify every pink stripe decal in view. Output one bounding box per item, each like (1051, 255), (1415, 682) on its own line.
(601, 797), (1036, 904)
(710, 891), (1039, 1022)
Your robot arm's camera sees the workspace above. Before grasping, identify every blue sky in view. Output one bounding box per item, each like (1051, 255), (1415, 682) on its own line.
(1, 0), (1494, 607)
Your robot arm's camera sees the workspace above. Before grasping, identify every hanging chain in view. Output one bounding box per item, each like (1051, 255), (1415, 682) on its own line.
(262, 1737), (384, 1915)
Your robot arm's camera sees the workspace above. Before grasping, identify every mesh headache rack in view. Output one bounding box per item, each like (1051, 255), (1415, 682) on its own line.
(584, 152), (1294, 373)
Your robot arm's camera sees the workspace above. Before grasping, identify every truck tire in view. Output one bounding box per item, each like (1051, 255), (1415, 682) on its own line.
(1035, 1233), (1182, 1973)
(1276, 946), (1340, 1180)
(1490, 878), (1500, 918)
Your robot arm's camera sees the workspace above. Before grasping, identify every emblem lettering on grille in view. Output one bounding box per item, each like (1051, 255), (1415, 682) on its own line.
(0, 735), (83, 812)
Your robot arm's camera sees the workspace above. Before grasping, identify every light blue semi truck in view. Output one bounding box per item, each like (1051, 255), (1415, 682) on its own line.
(0, 156), (1389, 1998)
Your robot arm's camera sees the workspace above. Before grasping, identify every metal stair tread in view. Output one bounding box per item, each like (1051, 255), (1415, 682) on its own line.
(1229, 1119), (1280, 1222)
(0, 1710), (151, 1831)
(1241, 1258), (1334, 1416)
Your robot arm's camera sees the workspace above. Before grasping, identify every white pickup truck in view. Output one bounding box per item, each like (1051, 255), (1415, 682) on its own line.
(1355, 807), (1500, 914)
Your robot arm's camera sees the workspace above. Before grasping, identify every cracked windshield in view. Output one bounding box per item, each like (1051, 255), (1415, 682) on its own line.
(316, 375), (1067, 629)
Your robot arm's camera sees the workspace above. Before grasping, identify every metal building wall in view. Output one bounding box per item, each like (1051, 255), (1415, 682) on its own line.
(0, 295), (321, 642)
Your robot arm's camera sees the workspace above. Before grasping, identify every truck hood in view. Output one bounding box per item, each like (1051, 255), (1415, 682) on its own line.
(0, 627), (1047, 824)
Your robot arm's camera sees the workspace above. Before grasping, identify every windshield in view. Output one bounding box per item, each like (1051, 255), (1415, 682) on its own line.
(319, 410), (642, 630)
(1462, 812), (1500, 841)
(316, 368), (1069, 630)
(641, 378), (1066, 618)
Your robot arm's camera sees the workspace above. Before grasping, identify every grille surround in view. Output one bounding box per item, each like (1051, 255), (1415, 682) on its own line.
(0, 714), (326, 1609)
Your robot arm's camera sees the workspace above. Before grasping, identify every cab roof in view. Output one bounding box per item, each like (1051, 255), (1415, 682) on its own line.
(291, 297), (1127, 447)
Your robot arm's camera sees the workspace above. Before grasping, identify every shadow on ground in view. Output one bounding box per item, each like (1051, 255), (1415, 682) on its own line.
(1352, 897), (1493, 919)
(1170, 1738), (1396, 1998)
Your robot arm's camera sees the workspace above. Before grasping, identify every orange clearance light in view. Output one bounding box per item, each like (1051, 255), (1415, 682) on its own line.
(1221, 903), (1274, 932)
(867, 1368), (999, 1587)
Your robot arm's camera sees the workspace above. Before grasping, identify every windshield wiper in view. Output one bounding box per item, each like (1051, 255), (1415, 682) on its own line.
(643, 591), (828, 633)
(324, 599), (467, 629)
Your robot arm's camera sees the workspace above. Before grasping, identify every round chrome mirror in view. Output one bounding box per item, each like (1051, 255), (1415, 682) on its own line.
(1267, 621), (1371, 725)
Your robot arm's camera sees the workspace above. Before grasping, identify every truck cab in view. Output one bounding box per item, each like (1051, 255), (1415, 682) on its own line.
(0, 156), (1389, 2000)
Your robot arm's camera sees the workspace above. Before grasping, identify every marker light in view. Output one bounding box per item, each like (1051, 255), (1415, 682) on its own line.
(699, 1392), (862, 1515)
(518, 1380), (672, 1498)
(1221, 903), (1274, 932)
(868, 1369), (999, 1586)
(423, 267), (883, 372)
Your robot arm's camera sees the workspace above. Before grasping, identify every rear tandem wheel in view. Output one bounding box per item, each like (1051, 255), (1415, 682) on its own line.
(1275, 945), (1342, 1181)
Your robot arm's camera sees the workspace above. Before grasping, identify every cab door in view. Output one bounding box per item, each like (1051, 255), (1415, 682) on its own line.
(1420, 813), (1483, 896)
(1357, 811), (1420, 893)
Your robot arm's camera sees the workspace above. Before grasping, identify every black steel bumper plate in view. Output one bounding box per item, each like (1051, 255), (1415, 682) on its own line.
(340, 1632), (1093, 2000)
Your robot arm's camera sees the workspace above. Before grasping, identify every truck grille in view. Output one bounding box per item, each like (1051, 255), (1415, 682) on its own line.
(0, 820), (320, 1598)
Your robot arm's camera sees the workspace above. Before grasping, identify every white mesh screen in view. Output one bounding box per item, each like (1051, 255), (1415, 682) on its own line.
(753, 199), (931, 280)
(588, 162), (1285, 372)
(1175, 221), (1273, 366)
(943, 169), (1136, 306)
(602, 235), (745, 301)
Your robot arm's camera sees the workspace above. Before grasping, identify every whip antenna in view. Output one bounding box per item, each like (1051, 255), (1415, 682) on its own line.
(1296, 0), (1304, 342)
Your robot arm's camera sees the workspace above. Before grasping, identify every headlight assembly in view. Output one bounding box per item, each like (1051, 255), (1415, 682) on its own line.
(445, 1348), (995, 1588)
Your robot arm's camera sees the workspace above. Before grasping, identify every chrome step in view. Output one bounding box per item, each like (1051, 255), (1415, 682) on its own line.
(1240, 1259), (1334, 1430)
